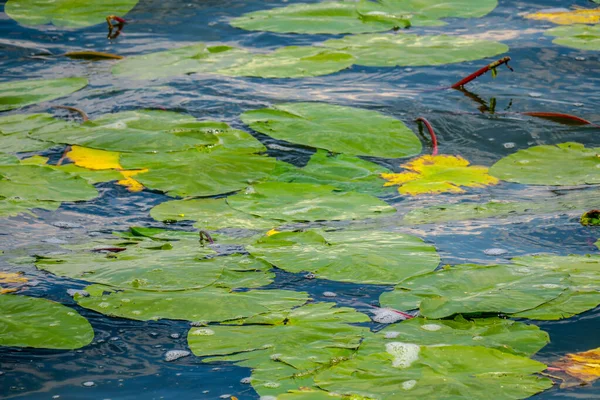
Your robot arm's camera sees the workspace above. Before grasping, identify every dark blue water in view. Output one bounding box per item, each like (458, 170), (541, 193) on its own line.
(1, 0), (600, 398)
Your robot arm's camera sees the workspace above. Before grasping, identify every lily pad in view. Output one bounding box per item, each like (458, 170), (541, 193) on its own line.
(241, 103), (421, 158)
(0, 77), (87, 112)
(5, 0), (138, 28)
(0, 165), (97, 202)
(545, 24), (600, 51)
(323, 33), (509, 67)
(380, 263), (569, 319)
(272, 150), (393, 195)
(227, 182), (395, 222)
(31, 110), (220, 153)
(0, 199), (60, 218)
(526, 8), (600, 25)
(0, 113), (64, 153)
(382, 155), (499, 195)
(377, 315), (549, 357)
(219, 46), (355, 78)
(112, 44), (253, 80)
(248, 230), (439, 284)
(150, 198), (278, 230)
(76, 284), (308, 323)
(189, 303), (370, 397)
(490, 142), (600, 185)
(0, 294), (93, 349)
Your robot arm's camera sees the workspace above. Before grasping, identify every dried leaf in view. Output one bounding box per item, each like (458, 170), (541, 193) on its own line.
(525, 8), (600, 25)
(381, 155), (498, 195)
(550, 347), (600, 387)
(0, 271), (29, 294)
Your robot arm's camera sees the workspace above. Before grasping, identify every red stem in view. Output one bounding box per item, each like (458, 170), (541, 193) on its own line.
(451, 56), (513, 89)
(416, 117), (438, 155)
(521, 112), (596, 126)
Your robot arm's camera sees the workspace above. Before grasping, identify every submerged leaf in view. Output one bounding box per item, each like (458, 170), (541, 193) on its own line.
(551, 347), (600, 386)
(545, 24), (600, 51)
(241, 102), (421, 158)
(382, 155), (499, 195)
(0, 77), (87, 112)
(248, 230), (439, 284)
(490, 142), (600, 185)
(0, 295), (93, 349)
(526, 8), (600, 25)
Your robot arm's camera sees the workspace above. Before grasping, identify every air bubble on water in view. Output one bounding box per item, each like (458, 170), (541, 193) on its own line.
(385, 342), (420, 368)
(384, 331), (400, 339)
(191, 328), (215, 336)
(402, 380), (417, 390)
(371, 308), (407, 324)
(420, 324), (442, 332)
(52, 396), (60, 399)
(484, 248), (508, 256)
(304, 272), (316, 279)
(219, 394), (232, 399)
(170, 333), (180, 339)
(574, 103), (584, 107)
(323, 291), (337, 297)
(575, 56), (586, 61)
(503, 142), (515, 149)
(528, 92), (542, 98)
(263, 382), (280, 388)
(240, 377), (252, 384)
(82, 381), (95, 387)
(164, 350), (191, 362)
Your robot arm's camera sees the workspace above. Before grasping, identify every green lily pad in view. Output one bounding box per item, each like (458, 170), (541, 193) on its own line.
(403, 188), (600, 225)
(377, 315), (548, 357)
(248, 230), (439, 284)
(120, 148), (276, 197)
(189, 303), (370, 397)
(150, 198), (278, 230)
(0, 199), (60, 218)
(545, 24), (600, 51)
(0, 114), (64, 153)
(0, 77), (88, 112)
(0, 154), (19, 165)
(76, 284), (309, 323)
(510, 255), (600, 320)
(0, 165), (97, 202)
(219, 46), (355, 78)
(490, 143), (600, 186)
(323, 33), (509, 67)
(112, 44), (253, 80)
(31, 110), (220, 153)
(380, 263), (568, 319)
(230, 0), (497, 34)
(227, 182), (395, 222)
(272, 149), (393, 195)
(241, 103), (421, 158)
(0, 294), (93, 349)
(5, 0), (137, 28)
(54, 164), (124, 184)
(315, 341), (552, 399)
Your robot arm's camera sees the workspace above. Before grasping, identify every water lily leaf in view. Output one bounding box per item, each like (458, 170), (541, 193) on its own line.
(219, 46), (355, 78)
(120, 148), (275, 198)
(377, 315), (549, 357)
(315, 339), (552, 399)
(489, 142), (600, 185)
(77, 284), (309, 323)
(112, 44), (252, 80)
(31, 110), (220, 153)
(550, 347), (600, 386)
(526, 8), (600, 25)
(0, 165), (97, 202)
(0, 294), (93, 349)
(248, 230), (439, 284)
(0, 154), (19, 165)
(241, 103), (421, 158)
(403, 188), (600, 225)
(189, 303), (370, 397)
(380, 263), (569, 319)
(230, 0), (497, 34)
(510, 255), (600, 320)
(0, 199), (60, 218)
(227, 182), (395, 222)
(0, 271), (29, 294)
(64, 51), (123, 60)
(545, 24), (600, 51)
(150, 198), (278, 230)
(272, 150), (393, 195)
(5, 0), (138, 28)
(323, 34), (508, 67)
(0, 77), (87, 111)
(0, 113), (63, 154)
(382, 155), (499, 196)
(596, 239), (600, 249)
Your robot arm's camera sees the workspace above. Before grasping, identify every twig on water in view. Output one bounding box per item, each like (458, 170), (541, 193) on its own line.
(415, 117), (438, 155)
(106, 15), (127, 39)
(51, 105), (89, 122)
(199, 230), (214, 245)
(451, 56), (513, 89)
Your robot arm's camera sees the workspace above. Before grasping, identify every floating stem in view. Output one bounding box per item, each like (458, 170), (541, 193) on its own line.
(415, 117), (438, 155)
(51, 105), (89, 122)
(451, 56), (513, 89)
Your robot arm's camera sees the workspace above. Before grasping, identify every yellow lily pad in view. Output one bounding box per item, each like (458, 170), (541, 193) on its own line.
(381, 155), (499, 195)
(550, 347), (600, 387)
(525, 8), (600, 25)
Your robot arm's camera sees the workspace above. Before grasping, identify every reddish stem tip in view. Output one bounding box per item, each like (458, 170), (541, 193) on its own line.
(416, 117), (438, 156)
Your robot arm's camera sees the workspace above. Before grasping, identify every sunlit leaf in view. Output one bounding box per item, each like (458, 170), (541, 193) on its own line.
(545, 24), (600, 51)
(0, 113), (63, 154)
(241, 103), (421, 158)
(382, 155), (499, 195)
(380, 263), (568, 319)
(323, 33), (508, 67)
(550, 347), (600, 386)
(0, 199), (60, 218)
(5, 0), (138, 28)
(490, 142), (600, 185)
(248, 230), (439, 284)
(0, 77), (87, 112)
(526, 8), (600, 25)
(0, 272), (28, 294)
(0, 295), (93, 349)
(227, 182), (395, 222)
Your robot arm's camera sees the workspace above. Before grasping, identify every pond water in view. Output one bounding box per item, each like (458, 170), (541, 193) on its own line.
(1, 0), (600, 398)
